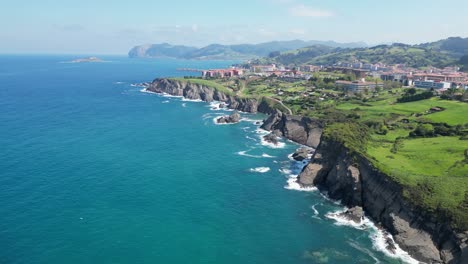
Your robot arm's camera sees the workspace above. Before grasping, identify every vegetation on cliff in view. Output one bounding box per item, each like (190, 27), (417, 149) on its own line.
(159, 76), (468, 229)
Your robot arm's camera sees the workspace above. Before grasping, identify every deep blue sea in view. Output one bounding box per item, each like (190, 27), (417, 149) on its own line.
(0, 55), (415, 264)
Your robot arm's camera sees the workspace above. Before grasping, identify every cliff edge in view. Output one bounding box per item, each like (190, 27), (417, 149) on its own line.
(298, 138), (468, 263)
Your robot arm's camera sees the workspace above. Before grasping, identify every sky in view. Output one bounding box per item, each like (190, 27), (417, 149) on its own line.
(1, 0), (468, 54)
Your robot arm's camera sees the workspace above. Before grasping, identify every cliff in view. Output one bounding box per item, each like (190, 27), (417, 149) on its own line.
(260, 110), (323, 148)
(147, 78), (280, 114)
(146, 78), (467, 263)
(298, 138), (468, 264)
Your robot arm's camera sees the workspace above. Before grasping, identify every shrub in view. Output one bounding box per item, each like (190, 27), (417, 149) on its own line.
(397, 91), (433, 103)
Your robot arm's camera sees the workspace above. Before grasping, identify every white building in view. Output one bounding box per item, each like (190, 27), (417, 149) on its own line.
(414, 80), (451, 89)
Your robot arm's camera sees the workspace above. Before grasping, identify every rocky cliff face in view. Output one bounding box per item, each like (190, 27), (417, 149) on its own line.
(147, 78), (278, 114)
(298, 139), (468, 264)
(261, 110), (323, 148)
(146, 78), (468, 263)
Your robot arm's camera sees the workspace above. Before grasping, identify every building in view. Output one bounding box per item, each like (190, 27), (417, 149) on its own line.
(414, 80), (451, 89)
(251, 64), (276, 73)
(335, 80), (383, 93)
(325, 67), (369, 78)
(202, 69), (243, 78)
(413, 73), (464, 82)
(302, 65), (321, 72)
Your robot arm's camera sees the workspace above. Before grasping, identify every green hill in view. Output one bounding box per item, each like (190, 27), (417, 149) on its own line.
(268, 37), (468, 68)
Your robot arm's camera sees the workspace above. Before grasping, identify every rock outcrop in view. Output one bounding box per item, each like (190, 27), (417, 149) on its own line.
(298, 139), (468, 264)
(338, 206), (365, 224)
(292, 147), (312, 161)
(263, 133), (279, 146)
(261, 110), (323, 148)
(217, 112), (241, 124)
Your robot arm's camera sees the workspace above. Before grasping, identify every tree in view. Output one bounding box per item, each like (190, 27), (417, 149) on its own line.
(407, 88), (417, 95)
(462, 90), (468, 102)
(411, 124), (434, 137)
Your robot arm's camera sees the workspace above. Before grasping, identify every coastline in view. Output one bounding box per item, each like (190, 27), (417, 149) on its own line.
(140, 78), (466, 263)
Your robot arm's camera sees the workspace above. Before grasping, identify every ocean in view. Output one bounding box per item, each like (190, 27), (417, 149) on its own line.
(0, 55), (415, 264)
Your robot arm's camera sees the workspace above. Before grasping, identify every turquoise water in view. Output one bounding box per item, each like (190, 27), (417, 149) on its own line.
(0, 55), (407, 263)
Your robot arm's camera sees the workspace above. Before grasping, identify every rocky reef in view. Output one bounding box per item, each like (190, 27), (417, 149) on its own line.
(298, 139), (468, 263)
(292, 147), (313, 161)
(216, 111), (241, 124)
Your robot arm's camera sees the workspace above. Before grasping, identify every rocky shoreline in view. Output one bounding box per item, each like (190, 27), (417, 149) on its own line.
(144, 78), (467, 263)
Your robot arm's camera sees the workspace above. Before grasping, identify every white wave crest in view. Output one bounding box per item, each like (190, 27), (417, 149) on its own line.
(279, 168), (293, 175)
(140, 88), (155, 94)
(162, 100), (170, 104)
(255, 128), (269, 135)
(237, 151), (274, 159)
(284, 177), (317, 192)
(182, 98), (203, 102)
(259, 135), (285, 149)
(326, 209), (419, 264)
(208, 101), (228, 111)
(311, 203), (322, 220)
(249, 167), (270, 173)
(241, 117), (263, 125)
(162, 93), (183, 98)
(325, 209), (368, 230)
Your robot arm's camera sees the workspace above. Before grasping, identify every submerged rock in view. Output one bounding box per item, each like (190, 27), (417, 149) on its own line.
(383, 230), (398, 255)
(292, 147), (312, 161)
(217, 111), (241, 124)
(263, 133), (279, 145)
(338, 206), (365, 224)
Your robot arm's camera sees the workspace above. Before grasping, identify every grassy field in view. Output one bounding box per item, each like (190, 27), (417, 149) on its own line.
(368, 137), (467, 180)
(367, 136), (467, 228)
(337, 97), (468, 125)
(169, 78), (235, 95)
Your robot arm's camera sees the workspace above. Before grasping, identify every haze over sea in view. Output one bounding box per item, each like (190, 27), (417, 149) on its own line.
(0, 55), (413, 264)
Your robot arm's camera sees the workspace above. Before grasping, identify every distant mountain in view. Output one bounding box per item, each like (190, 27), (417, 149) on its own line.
(128, 40), (368, 60)
(417, 37), (468, 57)
(128, 43), (198, 58)
(266, 37), (468, 68)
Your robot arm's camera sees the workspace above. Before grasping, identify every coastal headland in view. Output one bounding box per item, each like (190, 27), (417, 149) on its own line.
(144, 77), (467, 264)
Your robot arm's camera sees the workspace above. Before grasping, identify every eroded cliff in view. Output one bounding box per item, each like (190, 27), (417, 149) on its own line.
(298, 139), (468, 264)
(146, 78), (467, 263)
(146, 78), (278, 114)
(260, 110), (323, 148)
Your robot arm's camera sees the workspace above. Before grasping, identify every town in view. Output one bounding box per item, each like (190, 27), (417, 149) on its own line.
(198, 62), (468, 95)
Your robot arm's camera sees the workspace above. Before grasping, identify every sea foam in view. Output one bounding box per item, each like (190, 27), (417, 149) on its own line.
(237, 151), (275, 159)
(249, 167), (271, 173)
(284, 177), (317, 192)
(326, 209), (419, 264)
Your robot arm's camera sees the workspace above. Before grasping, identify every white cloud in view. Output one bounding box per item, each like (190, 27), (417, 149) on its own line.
(192, 24), (199, 32)
(289, 4), (334, 17)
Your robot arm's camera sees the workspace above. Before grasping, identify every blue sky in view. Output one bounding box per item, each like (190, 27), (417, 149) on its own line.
(1, 0), (467, 54)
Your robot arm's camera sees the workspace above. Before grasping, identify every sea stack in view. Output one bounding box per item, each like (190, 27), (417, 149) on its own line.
(216, 111), (241, 124)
